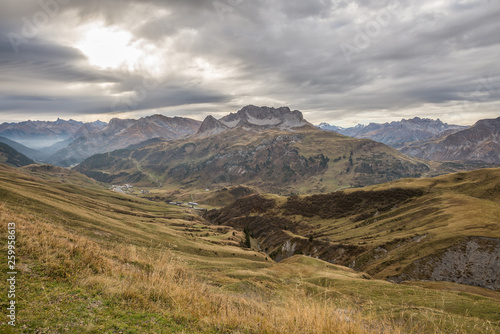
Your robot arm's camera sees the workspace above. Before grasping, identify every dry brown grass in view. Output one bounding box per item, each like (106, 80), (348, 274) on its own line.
(2, 205), (398, 333)
(1, 164), (498, 333)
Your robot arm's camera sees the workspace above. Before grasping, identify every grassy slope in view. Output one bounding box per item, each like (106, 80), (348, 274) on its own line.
(0, 163), (498, 333)
(20, 164), (105, 190)
(207, 168), (500, 284)
(0, 143), (35, 167)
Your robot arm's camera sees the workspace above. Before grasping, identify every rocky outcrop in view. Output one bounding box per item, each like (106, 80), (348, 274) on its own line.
(219, 105), (314, 130)
(195, 105), (315, 138)
(393, 237), (500, 290)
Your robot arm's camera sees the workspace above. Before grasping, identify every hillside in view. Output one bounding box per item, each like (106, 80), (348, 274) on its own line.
(0, 163), (498, 333)
(0, 136), (43, 161)
(48, 115), (201, 166)
(0, 142), (35, 167)
(401, 117), (500, 163)
(75, 126), (431, 194)
(21, 164), (104, 189)
(319, 117), (467, 148)
(205, 168), (500, 291)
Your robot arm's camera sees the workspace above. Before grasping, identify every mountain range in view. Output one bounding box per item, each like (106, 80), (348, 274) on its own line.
(2, 107), (499, 173)
(0, 118), (107, 162)
(47, 115), (201, 166)
(0, 106), (315, 167)
(75, 106), (430, 193)
(320, 116), (500, 164)
(0, 118), (105, 149)
(400, 117), (500, 163)
(318, 117), (467, 148)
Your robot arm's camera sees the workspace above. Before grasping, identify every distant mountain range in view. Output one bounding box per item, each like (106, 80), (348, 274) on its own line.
(0, 118), (105, 149)
(75, 106), (430, 192)
(4, 106), (311, 166)
(47, 115), (201, 166)
(318, 116), (500, 164)
(0, 118), (107, 162)
(2, 108), (499, 174)
(318, 117), (467, 148)
(400, 117), (500, 163)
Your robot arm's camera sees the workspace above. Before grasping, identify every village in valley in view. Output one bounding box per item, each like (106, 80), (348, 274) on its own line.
(110, 184), (200, 208)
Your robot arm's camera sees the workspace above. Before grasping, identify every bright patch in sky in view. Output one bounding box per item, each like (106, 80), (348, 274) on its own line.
(76, 25), (142, 70)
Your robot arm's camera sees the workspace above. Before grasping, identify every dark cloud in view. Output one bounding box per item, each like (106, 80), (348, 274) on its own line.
(0, 0), (499, 125)
(278, 0), (336, 19)
(0, 38), (119, 84)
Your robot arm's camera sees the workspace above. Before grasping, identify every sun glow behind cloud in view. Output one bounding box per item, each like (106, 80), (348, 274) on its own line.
(75, 23), (164, 76)
(76, 24), (139, 70)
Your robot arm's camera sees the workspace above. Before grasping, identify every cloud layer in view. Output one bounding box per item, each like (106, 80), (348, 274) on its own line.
(1, 0), (499, 125)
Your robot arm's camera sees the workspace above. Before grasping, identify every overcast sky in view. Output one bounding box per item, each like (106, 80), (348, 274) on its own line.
(0, 0), (499, 126)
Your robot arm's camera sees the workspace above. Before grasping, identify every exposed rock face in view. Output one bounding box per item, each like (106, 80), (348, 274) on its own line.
(47, 115), (201, 166)
(400, 117), (500, 163)
(395, 237), (500, 290)
(219, 105), (313, 130)
(319, 117), (467, 148)
(195, 105), (314, 138)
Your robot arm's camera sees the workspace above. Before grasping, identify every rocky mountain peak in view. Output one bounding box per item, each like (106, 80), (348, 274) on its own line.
(194, 115), (229, 138)
(219, 105), (311, 129)
(193, 105), (314, 137)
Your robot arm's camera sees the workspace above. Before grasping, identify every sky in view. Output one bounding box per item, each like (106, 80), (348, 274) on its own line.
(0, 0), (499, 127)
